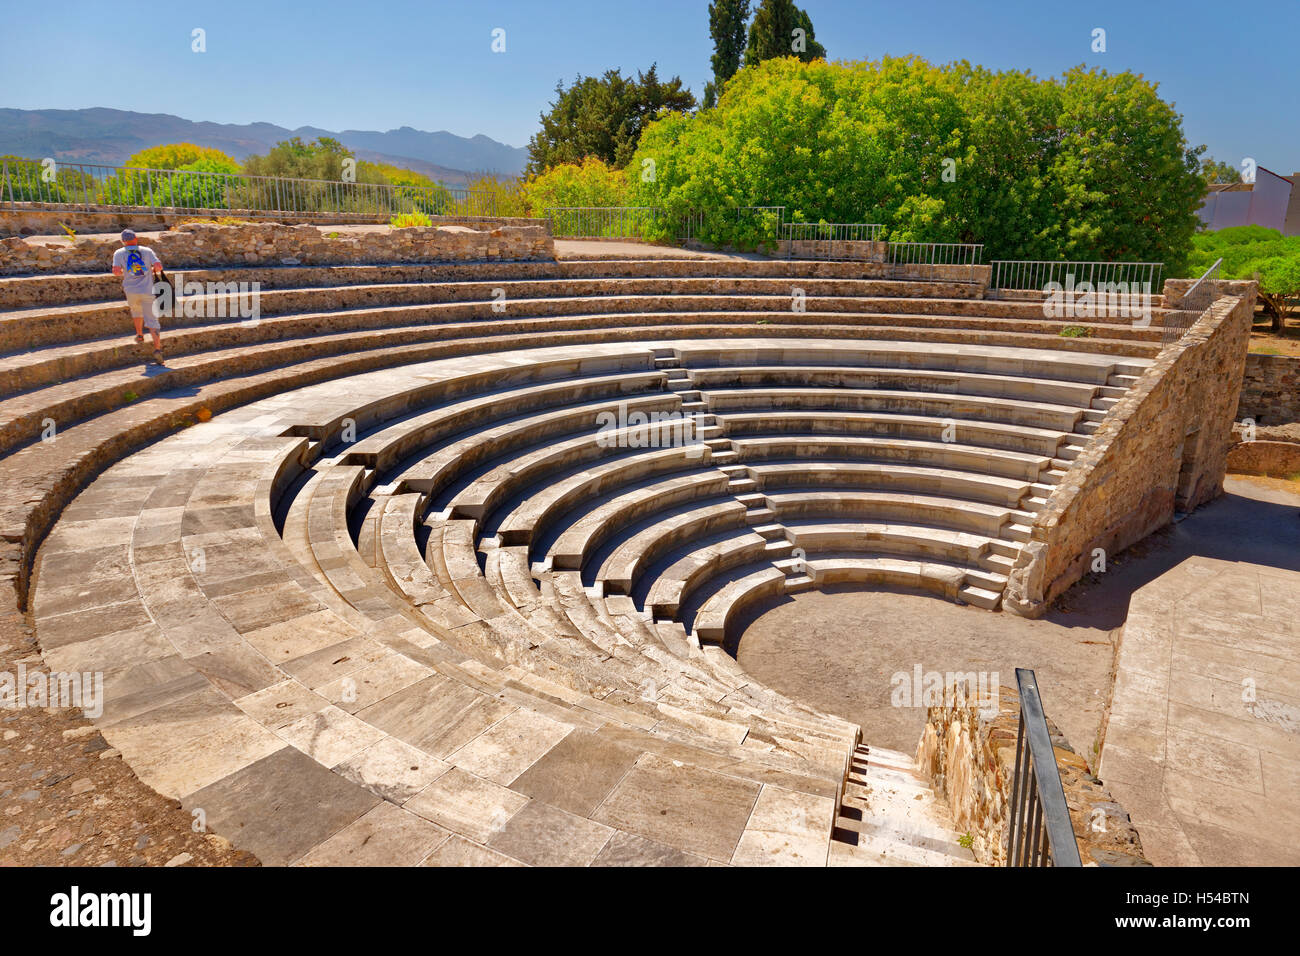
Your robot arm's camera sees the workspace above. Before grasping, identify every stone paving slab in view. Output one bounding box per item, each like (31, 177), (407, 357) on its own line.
(1101, 547), (1300, 866)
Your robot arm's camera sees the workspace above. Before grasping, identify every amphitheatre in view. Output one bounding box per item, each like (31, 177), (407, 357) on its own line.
(0, 205), (1296, 870)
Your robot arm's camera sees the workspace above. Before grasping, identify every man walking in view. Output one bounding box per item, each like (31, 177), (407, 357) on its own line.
(111, 229), (166, 365)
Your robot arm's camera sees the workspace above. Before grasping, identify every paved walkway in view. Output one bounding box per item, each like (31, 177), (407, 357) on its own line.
(553, 239), (764, 260)
(1099, 477), (1300, 866)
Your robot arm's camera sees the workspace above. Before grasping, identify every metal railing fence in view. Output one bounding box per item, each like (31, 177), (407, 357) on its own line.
(678, 205), (786, 243)
(886, 241), (984, 280)
(1, 158), (504, 220)
(1006, 668), (1083, 867)
(543, 206), (673, 241)
(989, 260), (1164, 298)
(781, 222), (884, 259)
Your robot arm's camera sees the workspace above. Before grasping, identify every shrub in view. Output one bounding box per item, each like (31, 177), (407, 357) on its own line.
(452, 173), (529, 218)
(522, 158), (647, 237)
(1, 154), (69, 202)
(1189, 226), (1300, 330)
(390, 211), (433, 228)
(523, 157), (631, 214)
(123, 143), (240, 170)
(627, 57), (1204, 265)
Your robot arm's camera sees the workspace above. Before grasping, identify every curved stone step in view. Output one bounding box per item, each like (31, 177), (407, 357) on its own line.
(705, 387), (1086, 432)
(641, 528), (777, 618)
(745, 460), (1033, 507)
(545, 471), (732, 573)
(730, 435), (1052, 481)
(692, 565), (790, 644)
(556, 497), (749, 582)
(763, 489), (1033, 538)
(395, 391), (682, 505)
(496, 445), (710, 546)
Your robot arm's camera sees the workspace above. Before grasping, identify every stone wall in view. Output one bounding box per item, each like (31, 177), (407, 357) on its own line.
(0, 202), (545, 239)
(1238, 353), (1300, 425)
(916, 681), (1147, 866)
(1226, 440), (1300, 476)
(778, 239), (889, 261)
(1004, 286), (1257, 616)
(0, 220), (554, 276)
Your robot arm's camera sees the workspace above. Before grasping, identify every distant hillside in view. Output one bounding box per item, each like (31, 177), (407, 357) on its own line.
(0, 108), (529, 184)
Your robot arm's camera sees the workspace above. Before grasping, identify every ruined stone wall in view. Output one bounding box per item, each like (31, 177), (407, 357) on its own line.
(1237, 353), (1300, 425)
(1227, 440), (1300, 476)
(0, 220), (554, 276)
(0, 203), (545, 239)
(916, 682), (1147, 866)
(1004, 286), (1257, 616)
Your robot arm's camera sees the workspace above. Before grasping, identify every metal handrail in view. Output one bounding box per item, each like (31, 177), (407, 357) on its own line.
(1160, 257), (1223, 347)
(1006, 668), (1082, 867)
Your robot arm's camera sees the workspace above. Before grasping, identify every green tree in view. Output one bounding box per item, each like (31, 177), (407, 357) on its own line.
(745, 0), (825, 66)
(1200, 157), (1242, 185)
(123, 143), (239, 170)
(241, 136), (384, 182)
(703, 0), (751, 109)
(1189, 226), (1300, 331)
(523, 157), (631, 213)
(111, 145), (242, 209)
(1038, 67), (1204, 273)
(0, 154), (69, 202)
(238, 137), (418, 214)
(629, 56), (1206, 268)
(525, 65), (697, 174)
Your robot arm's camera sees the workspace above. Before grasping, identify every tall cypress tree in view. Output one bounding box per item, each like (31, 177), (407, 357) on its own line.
(745, 0), (826, 66)
(703, 0), (751, 109)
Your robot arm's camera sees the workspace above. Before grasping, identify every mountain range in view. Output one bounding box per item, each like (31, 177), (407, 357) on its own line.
(0, 108), (529, 184)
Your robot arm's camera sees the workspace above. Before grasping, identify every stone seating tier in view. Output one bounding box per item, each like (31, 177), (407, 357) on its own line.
(8, 255), (1166, 866)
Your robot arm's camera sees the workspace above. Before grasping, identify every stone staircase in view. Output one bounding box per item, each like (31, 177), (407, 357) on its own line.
(832, 745), (979, 866)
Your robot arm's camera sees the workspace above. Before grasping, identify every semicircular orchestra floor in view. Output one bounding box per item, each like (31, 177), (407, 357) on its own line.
(31, 333), (1154, 866)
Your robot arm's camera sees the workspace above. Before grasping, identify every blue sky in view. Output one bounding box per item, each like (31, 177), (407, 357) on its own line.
(2, 0), (1296, 172)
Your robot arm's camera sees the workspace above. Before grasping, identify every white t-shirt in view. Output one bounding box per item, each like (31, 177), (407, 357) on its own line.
(112, 245), (160, 295)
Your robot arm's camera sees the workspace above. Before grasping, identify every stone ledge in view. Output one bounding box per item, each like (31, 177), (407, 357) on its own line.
(1226, 439), (1300, 476)
(0, 221), (554, 277)
(0, 203), (546, 239)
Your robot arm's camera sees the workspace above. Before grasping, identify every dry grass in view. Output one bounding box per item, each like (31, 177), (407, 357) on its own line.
(1230, 472), (1300, 495)
(1248, 313), (1300, 356)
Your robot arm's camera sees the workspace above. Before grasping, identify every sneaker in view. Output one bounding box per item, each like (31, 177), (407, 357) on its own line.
(151, 350), (166, 366)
